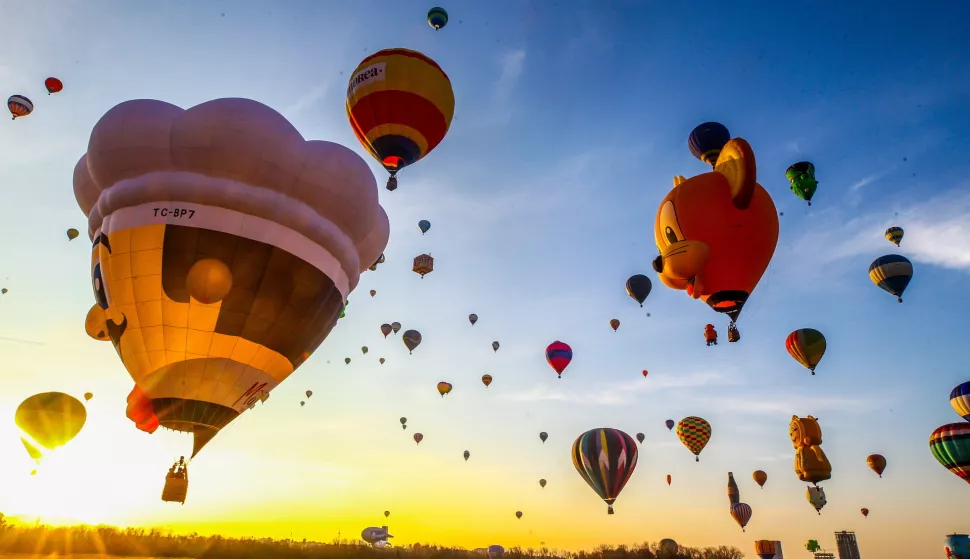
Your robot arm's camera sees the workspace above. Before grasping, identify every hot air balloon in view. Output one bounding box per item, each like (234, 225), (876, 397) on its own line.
(786, 161), (818, 205)
(754, 540), (777, 559)
(384, 510), (390, 518)
(727, 472), (739, 507)
(790, 415), (832, 485)
(665, 419), (675, 431)
(391, 322), (402, 334)
(400, 417), (407, 430)
(74, 98), (390, 496)
(413, 254), (434, 277)
(346, 48), (454, 190)
(379, 357), (385, 365)
(929, 423), (970, 484)
(300, 401), (305, 407)
(67, 228), (80, 241)
(463, 450), (470, 461)
(625, 274), (652, 307)
(417, 220), (431, 234)
(729, 502), (752, 531)
(636, 433), (645, 444)
(306, 390), (313, 398)
(83, 392), (93, 401)
(753, 470), (767, 488)
(951, 381), (970, 422)
(45, 77), (63, 94)
(642, 369), (648, 377)
(677, 416), (712, 462)
(885, 226), (904, 246)
(688, 122), (730, 167)
(370, 289), (376, 297)
(381, 324), (393, 338)
(806, 485), (826, 514)
(16, 392), (87, 464)
(571, 427), (638, 514)
(403, 330), (422, 353)
(861, 507), (869, 518)
(427, 6), (448, 29)
(492, 341), (500, 352)
(867, 454), (887, 477)
(345, 357), (352, 365)
(369, 253), (386, 271)
(609, 319), (620, 331)
(413, 432), (424, 444)
(515, 511), (522, 519)
(545, 341), (572, 378)
(786, 328), (827, 375)
(362, 346), (369, 354)
(539, 478), (546, 488)
(469, 313), (478, 325)
(806, 540), (821, 552)
(869, 254), (913, 302)
(653, 137), (779, 325)
(704, 324), (717, 346)
(659, 539), (679, 554)
(8, 95), (32, 119)
(1, 288), (7, 294)
(482, 374), (492, 387)
(437, 381), (452, 397)
(666, 474), (671, 486)
(944, 534), (970, 559)
(539, 431), (548, 443)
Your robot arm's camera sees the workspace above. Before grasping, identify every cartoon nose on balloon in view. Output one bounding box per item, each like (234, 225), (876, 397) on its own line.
(652, 255), (664, 273)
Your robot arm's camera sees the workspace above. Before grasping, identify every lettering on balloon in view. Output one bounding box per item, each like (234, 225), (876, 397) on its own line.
(152, 207), (195, 219)
(234, 381), (268, 410)
(347, 63), (386, 96)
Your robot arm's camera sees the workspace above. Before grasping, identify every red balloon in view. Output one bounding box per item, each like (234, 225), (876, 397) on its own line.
(44, 77), (63, 95)
(642, 370), (649, 377)
(545, 341), (573, 378)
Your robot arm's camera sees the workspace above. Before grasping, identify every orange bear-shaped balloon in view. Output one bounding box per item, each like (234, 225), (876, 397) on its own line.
(652, 139), (779, 322)
(790, 416), (832, 485)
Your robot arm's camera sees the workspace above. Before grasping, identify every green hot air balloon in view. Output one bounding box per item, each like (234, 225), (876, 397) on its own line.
(930, 423), (970, 485)
(427, 7), (448, 30)
(786, 161), (818, 206)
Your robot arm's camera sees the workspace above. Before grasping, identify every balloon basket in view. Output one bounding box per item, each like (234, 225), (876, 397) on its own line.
(162, 476), (188, 504)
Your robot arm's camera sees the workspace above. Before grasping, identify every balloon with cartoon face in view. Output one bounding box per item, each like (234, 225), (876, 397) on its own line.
(786, 161), (818, 206)
(652, 137), (779, 324)
(74, 98), (389, 459)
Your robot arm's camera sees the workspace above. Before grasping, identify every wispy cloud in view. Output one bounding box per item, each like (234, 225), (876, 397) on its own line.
(281, 83), (330, 119)
(849, 174), (881, 192)
(502, 371), (738, 406)
(776, 185), (970, 289)
(783, 140), (802, 154)
(495, 49), (526, 102)
(685, 393), (888, 416)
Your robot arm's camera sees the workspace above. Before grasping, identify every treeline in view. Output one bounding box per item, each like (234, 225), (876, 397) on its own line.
(0, 513), (742, 559)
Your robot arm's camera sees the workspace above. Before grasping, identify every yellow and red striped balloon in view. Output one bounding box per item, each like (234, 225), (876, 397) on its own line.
(676, 416), (712, 462)
(346, 48), (455, 190)
(786, 328), (827, 375)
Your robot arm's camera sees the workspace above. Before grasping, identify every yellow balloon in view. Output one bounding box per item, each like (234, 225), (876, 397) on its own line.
(15, 392), (87, 462)
(67, 228), (80, 241)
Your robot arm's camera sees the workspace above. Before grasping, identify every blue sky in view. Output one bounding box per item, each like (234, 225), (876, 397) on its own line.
(0, 0), (968, 557)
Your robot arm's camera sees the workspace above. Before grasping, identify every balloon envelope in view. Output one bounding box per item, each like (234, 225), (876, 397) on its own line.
(16, 392), (87, 461)
(545, 341), (572, 377)
(950, 381), (970, 422)
(571, 427), (638, 514)
(677, 416), (712, 461)
(403, 330), (422, 353)
(625, 274), (652, 306)
(688, 122), (730, 167)
(930, 423), (970, 484)
(869, 254), (913, 302)
(786, 328), (827, 374)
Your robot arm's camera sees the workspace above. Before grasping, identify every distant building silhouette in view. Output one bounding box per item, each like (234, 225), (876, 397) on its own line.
(814, 553), (836, 559)
(836, 531), (862, 559)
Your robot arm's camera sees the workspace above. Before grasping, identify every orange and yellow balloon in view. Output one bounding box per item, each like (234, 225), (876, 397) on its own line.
(346, 48), (455, 191)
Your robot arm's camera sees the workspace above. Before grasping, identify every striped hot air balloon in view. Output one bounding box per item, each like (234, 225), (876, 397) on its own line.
(869, 254), (913, 303)
(677, 416), (712, 462)
(754, 540), (777, 559)
(950, 381), (970, 422)
(427, 7), (448, 30)
(571, 427), (638, 514)
(785, 328), (827, 375)
(545, 341), (572, 378)
(346, 48), (455, 191)
(930, 423), (970, 484)
(885, 226), (904, 246)
(730, 502), (752, 532)
(8, 95), (32, 119)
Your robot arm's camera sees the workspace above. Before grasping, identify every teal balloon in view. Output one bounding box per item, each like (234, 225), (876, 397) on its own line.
(427, 7), (448, 30)
(929, 423), (970, 484)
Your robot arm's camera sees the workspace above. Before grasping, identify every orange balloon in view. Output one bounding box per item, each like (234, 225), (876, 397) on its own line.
(666, 474), (671, 486)
(867, 454), (887, 477)
(653, 138), (778, 322)
(753, 470), (767, 488)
